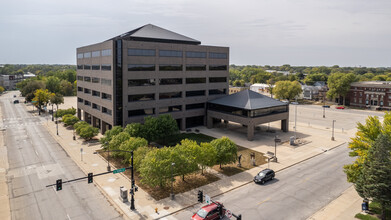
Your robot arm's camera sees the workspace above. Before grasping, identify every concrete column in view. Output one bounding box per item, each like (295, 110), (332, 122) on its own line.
(77, 108), (81, 120)
(92, 116), (97, 128)
(101, 121), (107, 135)
(84, 111), (88, 123)
(247, 124), (254, 141)
(180, 118), (186, 131)
(207, 116), (213, 129)
(281, 119), (289, 132)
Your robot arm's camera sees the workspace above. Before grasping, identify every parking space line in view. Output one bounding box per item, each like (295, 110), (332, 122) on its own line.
(257, 197), (270, 205)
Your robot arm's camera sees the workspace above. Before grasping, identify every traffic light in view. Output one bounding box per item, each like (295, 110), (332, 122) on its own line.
(237, 214), (242, 220)
(197, 190), (203, 203)
(56, 179), (62, 191)
(88, 173), (93, 183)
(217, 204), (223, 217)
(134, 185), (138, 192)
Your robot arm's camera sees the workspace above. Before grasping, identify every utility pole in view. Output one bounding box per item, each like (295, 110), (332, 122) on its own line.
(130, 151), (135, 210)
(323, 93), (326, 118)
(331, 120), (336, 141)
(171, 163), (175, 200)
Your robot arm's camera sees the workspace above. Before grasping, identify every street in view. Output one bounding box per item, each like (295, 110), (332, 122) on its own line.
(1, 91), (123, 220)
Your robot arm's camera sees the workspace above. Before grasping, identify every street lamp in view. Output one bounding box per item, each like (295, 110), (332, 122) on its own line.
(274, 135), (281, 162)
(73, 128), (76, 140)
(51, 103), (54, 121)
(171, 162), (175, 200)
(323, 92), (326, 118)
(331, 120), (336, 141)
(293, 101), (298, 139)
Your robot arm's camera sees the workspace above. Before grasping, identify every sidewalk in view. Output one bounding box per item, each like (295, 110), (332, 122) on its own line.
(0, 103), (10, 220)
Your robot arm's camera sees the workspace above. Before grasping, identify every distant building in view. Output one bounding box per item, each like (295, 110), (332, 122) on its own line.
(348, 81), (391, 110)
(250, 83), (274, 97)
(0, 73), (32, 90)
(229, 85), (247, 94)
(265, 70), (291, 75)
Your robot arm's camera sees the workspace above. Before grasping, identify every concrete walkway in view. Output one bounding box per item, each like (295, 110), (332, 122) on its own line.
(0, 101), (11, 220)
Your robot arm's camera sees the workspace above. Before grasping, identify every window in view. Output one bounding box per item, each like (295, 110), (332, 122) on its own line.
(159, 50), (182, 57)
(77, 87), (83, 92)
(209, 52), (227, 59)
(84, 100), (91, 106)
(77, 76), (83, 81)
(92, 103), (100, 111)
(78, 98), (83, 103)
(186, 65), (206, 71)
(186, 103), (205, 110)
(102, 93), (112, 100)
(209, 77), (227, 83)
(84, 88), (91, 94)
(84, 76), (91, 82)
(209, 89), (226, 95)
(159, 78), (182, 85)
(128, 48), (155, 56)
(92, 90), (100, 97)
(353, 98), (357, 103)
(209, 65), (227, 71)
(128, 108), (155, 117)
(83, 65), (91, 70)
(186, 78), (206, 84)
(83, 52), (91, 58)
(128, 94), (155, 102)
(159, 65), (182, 71)
(159, 105), (182, 113)
(186, 51), (206, 58)
(92, 77), (100, 83)
(186, 90), (205, 97)
(77, 53), (83, 59)
(102, 107), (112, 115)
(101, 79), (111, 86)
(101, 49), (111, 56)
(92, 65), (100, 70)
(92, 51), (100, 57)
(77, 65), (83, 70)
(159, 92), (182, 99)
(128, 64), (155, 71)
(128, 79), (155, 87)
(101, 64), (111, 71)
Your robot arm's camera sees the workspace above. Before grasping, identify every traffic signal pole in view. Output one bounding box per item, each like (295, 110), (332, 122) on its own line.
(130, 151), (135, 210)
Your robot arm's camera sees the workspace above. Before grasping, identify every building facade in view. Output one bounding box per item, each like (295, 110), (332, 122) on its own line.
(76, 24), (229, 134)
(348, 81), (391, 110)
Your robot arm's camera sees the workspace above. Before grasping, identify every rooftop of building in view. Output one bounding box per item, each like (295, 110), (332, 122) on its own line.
(107, 24), (201, 45)
(351, 81), (391, 88)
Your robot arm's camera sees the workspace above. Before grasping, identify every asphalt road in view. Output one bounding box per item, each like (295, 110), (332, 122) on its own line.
(1, 91), (123, 220)
(170, 143), (354, 220)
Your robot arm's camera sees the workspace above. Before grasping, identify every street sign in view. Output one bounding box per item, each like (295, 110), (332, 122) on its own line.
(205, 194), (210, 204)
(31, 101), (37, 103)
(113, 168), (126, 174)
(226, 209), (232, 218)
(275, 138), (281, 143)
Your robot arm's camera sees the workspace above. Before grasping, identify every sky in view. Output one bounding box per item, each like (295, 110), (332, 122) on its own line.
(0, 0), (390, 67)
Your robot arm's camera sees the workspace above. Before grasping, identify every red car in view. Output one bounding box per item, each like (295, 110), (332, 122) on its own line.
(336, 106), (345, 109)
(192, 202), (225, 220)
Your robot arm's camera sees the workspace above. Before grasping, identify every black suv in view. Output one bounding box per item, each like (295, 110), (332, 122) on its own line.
(254, 169), (275, 184)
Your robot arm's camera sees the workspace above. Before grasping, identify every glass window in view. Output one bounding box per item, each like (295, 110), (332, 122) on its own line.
(92, 77), (100, 83)
(78, 98), (83, 103)
(128, 94), (155, 102)
(92, 103), (100, 111)
(77, 76), (83, 81)
(209, 52), (227, 59)
(186, 51), (206, 58)
(209, 77), (227, 83)
(92, 90), (100, 97)
(92, 51), (100, 57)
(128, 48), (155, 56)
(159, 78), (182, 85)
(186, 103), (205, 110)
(83, 52), (91, 58)
(101, 79), (111, 86)
(128, 108), (155, 117)
(186, 65), (206, 71)
(209, 65), (227, 71)
(128, 64), (155, 71)
(102, 107), (112, 115)
(159, 92), (182, 99)
(128, 79), (155, 87)
(92, 65), (100, 70)
(101, 64), (111, 71)
(84, 88), (91, 94)
(159, 65), (182, 71)
(186, 90), (205, 97)
(77, 86), (83, 92)
(186, 78), (206, 84)
(84, 76), (91, 82)
(84, 100), (91, 106)
(77, 53), (83, 59)
(102, 93), (112, 100)
(209, 89), (226, 95)
(101, 49), (112, 56)
(83, 64), (91, 70)
(77, 65), (83, 70)
(159, 105), (182, 113)
(159, 50), (182, 57)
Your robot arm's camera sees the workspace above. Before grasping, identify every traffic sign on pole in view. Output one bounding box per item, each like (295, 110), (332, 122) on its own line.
(226, 210), (232, 218)
(113, 168), (126, 174)
(205, 194), (210, 204)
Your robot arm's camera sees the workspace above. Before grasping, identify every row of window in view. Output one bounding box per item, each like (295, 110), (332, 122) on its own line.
(127, 49), (227, 59)
(77, 49), (112, 59)
(128, 89), (226, 102)
(128, 103), (205, 117)
(127, 77), (226, 86)
(127, 64), (227, 71)
(77, 88), (112, 100)
(354, 87), (388, 92)
(78, 98), (112, 115)
(77, 64), (112, 71)
(77, 76), (112, 86)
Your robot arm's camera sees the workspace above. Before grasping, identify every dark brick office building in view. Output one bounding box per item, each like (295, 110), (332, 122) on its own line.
(348, 81), (391, 110)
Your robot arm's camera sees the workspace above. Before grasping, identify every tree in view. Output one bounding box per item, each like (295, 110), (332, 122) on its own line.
(355, 133), (391, 219)
(0, 86), (4, 93)
(274, 80), (302, 101)
(79, 125), (99, 141)
(124, 123), (146, 139)
(50, 93), (64, 119)
(327, 72), (356, 105)
(32, 89), (51, 114)
(60, 80), (73, 96)
(210, 137), (237, 169)
(198, 142), (217, 175)
(174, 139), (200, 181)
(45, 76), (61, 94)
(133, 146), (152, 171)
(140, 147), (172, 188)
(119, 137), (148, 163)
(250, 71), (272, 84)
(100, 126), (123, 149)
(266, 78), (275, 98)
(303, 73), (328, 85)
(109, 132), (131, 155)
(20, 80), (45, 102)
(74, 121), (89, 134)
(63, 115), (79, 127)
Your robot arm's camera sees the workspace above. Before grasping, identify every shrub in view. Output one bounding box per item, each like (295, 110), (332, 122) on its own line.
(79, 125), (99, 141)
(74, 121), (89, 134)
(63, 115), (79, 127)
(54, 107), (76, 118)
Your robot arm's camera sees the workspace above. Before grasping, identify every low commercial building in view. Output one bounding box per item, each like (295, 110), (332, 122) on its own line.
(348, 81), (391, 110)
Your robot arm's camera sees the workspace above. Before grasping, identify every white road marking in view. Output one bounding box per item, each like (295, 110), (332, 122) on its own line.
(67, 213), (71, 220)
(35, 150), (39, 156)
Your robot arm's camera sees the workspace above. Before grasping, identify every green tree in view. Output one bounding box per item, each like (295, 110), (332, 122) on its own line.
(59, 80), (74, 96)
(100, 126), (123, 149)
(140, 115), (179, 142)
(303, 73), (328, 85)
(250, 71), (272, 84)
(45, 76), (61, 94)
(174, 139), (200, 181)
(0, 86), (4, 93)
(20, 80), (45, 102)
(63, 115), (79, 127)
(119, 137), (148, 163)
(133, 146), (152, 171)
(50, 93), (64, 119)
(210, 137), (237, 169)
(32, 89), (51, 114)
(274, 80), (302, 101)
(109, 132), (131, 155)
(355, 133), (391, 219)
(198, 142), (217, 175)
(79, 125), (99, 141)
(327, 72), (356, 105)
(140, 147), (172, 187)
(75, 121), (89, 134)
(124, 123), (145, 139)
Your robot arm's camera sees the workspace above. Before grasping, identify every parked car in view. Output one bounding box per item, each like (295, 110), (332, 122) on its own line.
(322, 105), (330, 108)
(13, 100), (19, 104)
(13, 95), (16, 98)
(192, 202), (225, 220)
(336, 106), (345, 109)
(254, 168), (275, 184)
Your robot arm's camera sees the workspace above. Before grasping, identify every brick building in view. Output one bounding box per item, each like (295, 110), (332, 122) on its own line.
(348, 81), (391, 110)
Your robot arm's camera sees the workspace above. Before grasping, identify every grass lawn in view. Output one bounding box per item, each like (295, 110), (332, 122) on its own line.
(155, 132), (215, 146)
(355, 201), (391, 220)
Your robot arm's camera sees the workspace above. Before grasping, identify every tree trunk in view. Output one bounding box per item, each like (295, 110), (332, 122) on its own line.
(381, 202), (386, 220)
(343, 96), (346, 106)
(182, 174), (185, 181)
(219, 163), (221, 169)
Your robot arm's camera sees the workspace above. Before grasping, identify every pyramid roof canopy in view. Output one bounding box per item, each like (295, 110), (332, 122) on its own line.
(208, 89), (287, 110)
(108, 24), (201, 45)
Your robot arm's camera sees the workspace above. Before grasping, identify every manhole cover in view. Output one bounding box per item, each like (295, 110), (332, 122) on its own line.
(164, 206), (169, 210)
